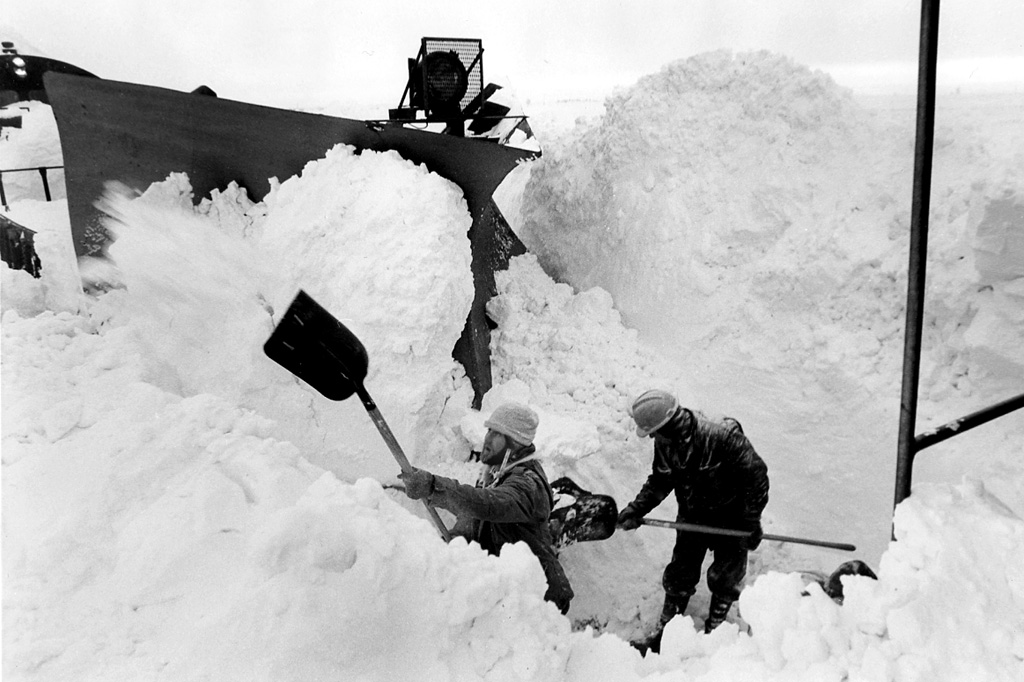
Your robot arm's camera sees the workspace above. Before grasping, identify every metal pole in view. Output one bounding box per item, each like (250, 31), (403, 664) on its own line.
(915, 392), (1024, 451)
(894, 0), (941, 511)
(39, 168), (52, 202)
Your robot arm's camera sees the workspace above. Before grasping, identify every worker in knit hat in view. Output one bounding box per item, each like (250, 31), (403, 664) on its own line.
(400, 402), (574, 613)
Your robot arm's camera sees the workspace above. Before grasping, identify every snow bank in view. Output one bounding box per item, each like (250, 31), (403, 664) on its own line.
(72, 142), (475, 485)
(519, 51), (876, 342)
(6, 303), (1023, 682)
(514, 49), (1024, 566)
(7, 288), (1021, 682)
(1, 302), (573, 681)
(2, 129), (577, 681)
(0, 101), (65, 204)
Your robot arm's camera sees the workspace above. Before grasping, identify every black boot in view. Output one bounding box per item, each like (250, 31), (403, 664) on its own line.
(704, 594), (733, 633)
(631, 593), (690, 655)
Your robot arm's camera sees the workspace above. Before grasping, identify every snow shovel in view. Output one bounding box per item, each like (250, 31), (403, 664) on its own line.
(550, 477), (855, 552)
(550, 477), (620, 548)
(263, 290), (451, 541)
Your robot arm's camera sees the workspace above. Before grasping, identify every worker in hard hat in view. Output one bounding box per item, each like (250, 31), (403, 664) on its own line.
(399, 401), (574, 614)
(618, 389), (769, 651)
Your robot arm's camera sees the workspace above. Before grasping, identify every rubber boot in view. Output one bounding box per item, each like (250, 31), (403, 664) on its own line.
(704, 594), (733, 633)
(631, 594), (690, 655)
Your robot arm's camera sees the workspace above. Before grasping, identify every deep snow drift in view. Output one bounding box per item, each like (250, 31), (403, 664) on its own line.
(3, 51), (1024, 681)
(506, 50), (1024, 565)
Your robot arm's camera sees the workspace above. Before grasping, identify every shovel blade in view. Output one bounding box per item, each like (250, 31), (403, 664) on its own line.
(263, 290), (369, 401)
(550, 476), (619, 548)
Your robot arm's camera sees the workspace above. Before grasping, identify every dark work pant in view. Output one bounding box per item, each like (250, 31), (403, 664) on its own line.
(662, 531), (748, 602)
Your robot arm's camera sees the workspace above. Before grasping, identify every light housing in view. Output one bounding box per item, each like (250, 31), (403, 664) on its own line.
(390, 37), (483, 130)
(0, 43), (97, 105)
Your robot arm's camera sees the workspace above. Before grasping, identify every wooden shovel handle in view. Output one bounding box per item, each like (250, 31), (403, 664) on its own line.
(641, 518), (855, 552)
(357, 387), (452, 542)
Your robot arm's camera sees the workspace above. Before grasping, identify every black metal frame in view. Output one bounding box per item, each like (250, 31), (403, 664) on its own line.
(0, 164), (62, 207)
(390, 37), (485, 134)
(894, 0), (1023, 511)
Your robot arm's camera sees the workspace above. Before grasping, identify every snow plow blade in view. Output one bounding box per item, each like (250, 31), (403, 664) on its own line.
(44, 71), (539, 405)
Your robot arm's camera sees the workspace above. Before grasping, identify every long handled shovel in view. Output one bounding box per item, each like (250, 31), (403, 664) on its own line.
(263, 290), (451, 541)
(550, 477), (855, 552)
(638, 518), (856, 551)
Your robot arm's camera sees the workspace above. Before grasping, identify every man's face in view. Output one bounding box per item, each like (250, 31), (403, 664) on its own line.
(480, 429), (509, 465)
(652, 420), (693, 466)
(651, 420), (676, 443)
(652, 413), (688, 443)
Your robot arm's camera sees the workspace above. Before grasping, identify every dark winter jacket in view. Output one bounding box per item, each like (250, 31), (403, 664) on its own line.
(625, 409), (769, 528)
(426, 453), (574, 613)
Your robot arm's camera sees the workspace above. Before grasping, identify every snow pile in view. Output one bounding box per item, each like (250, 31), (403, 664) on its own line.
(514, 49), (1024, 564)
(967, 194), (1024, 385)
(0, 101), (65, 204)
(487, 254), (683, 458)
(91, 176), (276, 403)
(865, 482), (1024, 680)
(0, 102), (81, 316)
(0, 200), (82, 316)
(6, 304), (1022, 681)
(519, 51), (877, 342)
(518, 49), (1024, 400)
(1, 133), (580, 681)
(72, 142), (475, 483)
(0, 305), (573, 680)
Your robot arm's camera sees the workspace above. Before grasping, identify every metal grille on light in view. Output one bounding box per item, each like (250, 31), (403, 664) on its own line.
(420, 38), (482, 115)
(390, 37), (484, 128)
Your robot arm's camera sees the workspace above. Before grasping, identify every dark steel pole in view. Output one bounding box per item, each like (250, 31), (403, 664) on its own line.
(39, 168), (52, 202)
(894, 0), (941, 511)
(916, 392), (1024, 451)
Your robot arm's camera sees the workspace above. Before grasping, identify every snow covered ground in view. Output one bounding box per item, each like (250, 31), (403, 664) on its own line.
(3, 51), (1024, 681)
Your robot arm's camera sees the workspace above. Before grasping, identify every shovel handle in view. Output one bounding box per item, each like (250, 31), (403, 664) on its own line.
(357, 387), (452, 542)
(641, 518), (856, 552)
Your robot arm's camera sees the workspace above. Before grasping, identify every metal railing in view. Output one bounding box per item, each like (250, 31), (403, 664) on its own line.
(0, 164), (63, 207)
(368, 114), (532, 145)
(915, 393), (1024, 451)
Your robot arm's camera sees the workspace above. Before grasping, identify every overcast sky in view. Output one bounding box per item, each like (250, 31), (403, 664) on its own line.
(4, 0), (1023, 111)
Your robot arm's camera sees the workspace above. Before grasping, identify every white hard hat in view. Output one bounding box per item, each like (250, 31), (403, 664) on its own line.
(629, 389), (679, 437)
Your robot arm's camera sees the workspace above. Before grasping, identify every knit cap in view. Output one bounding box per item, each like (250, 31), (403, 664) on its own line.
(484, 402), (539, 445)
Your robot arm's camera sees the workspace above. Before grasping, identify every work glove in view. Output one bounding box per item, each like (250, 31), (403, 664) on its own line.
(739, 519), (763, 551)
(398, 467), (435, 500)
(617, 506), (643, 531)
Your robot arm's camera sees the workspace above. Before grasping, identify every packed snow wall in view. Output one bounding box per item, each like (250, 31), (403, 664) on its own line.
(75, 147), (478, 487)
(510, 50), (1024, 566)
